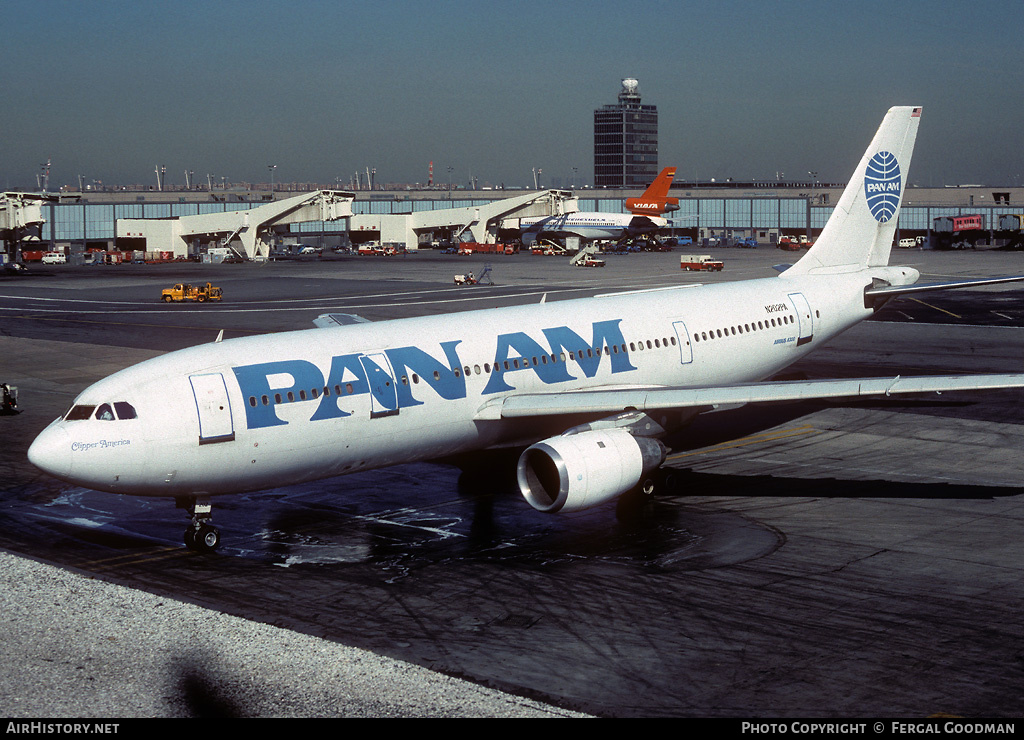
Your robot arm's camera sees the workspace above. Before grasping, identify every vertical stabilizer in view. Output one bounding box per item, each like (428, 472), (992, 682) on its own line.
(784, 106), (921, 276)
(625, 167), (679, 215)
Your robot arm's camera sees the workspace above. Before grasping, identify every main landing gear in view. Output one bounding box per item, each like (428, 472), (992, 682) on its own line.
(177, 496), (221, 552)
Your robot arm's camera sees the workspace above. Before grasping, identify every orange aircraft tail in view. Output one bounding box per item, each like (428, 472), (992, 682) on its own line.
(625, 167), (679, 216)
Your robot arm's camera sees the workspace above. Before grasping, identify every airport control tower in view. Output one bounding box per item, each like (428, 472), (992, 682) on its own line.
(594, 78), (658, 189)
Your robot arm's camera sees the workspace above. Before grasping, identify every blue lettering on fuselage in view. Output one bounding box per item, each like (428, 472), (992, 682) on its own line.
(311, 353), (369, 421)
(233, 359), (332, 428)
(387, 341), (465, 407)
(233, 320), (637, 429)
(483, 319), (635, 394)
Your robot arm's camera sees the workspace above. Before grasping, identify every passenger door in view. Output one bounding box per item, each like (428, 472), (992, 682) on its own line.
(671, 320), (694, 364)
(189, 373), (235, 444)
(787, 292), (814, 346)
(359, 353), (399, 418)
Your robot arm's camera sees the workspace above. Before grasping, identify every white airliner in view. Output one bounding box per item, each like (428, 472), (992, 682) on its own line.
(28, 107), (1024, 551)
(520, 167), (678, 244)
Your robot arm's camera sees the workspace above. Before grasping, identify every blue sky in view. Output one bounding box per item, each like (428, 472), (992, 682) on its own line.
(3, 0), (1023, 190)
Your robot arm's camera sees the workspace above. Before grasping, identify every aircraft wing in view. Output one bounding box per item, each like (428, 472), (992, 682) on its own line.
(474, 373), (1024, 420)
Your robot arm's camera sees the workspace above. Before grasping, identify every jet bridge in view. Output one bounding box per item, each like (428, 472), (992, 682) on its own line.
(350, 189), (577, 250)
(1, 192), (53, 261)
(117, 190), (355, 261)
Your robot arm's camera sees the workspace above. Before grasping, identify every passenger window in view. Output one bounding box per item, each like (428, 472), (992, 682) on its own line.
(114, 401), (137, 419)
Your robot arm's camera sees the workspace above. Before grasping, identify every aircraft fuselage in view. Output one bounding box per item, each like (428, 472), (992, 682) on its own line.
(29, 270), (873, 499)
(521, 212), (667, 243)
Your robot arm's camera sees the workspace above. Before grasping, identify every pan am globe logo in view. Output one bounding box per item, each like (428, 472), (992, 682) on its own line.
(864, 151), (902, 223)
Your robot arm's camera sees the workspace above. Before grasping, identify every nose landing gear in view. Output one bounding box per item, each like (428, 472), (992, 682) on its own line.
(177, 496), (221, 552)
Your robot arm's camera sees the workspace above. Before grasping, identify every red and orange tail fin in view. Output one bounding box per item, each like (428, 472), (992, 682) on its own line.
(625, 167), (679, 215)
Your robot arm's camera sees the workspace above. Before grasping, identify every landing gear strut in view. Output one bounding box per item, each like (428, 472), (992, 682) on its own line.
(177, 496), (221, 552)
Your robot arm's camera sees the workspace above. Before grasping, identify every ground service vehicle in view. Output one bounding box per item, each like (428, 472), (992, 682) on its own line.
(679, 254), (724, 271)
(161, 282), (223, 303)
(1, 383), (17, 414)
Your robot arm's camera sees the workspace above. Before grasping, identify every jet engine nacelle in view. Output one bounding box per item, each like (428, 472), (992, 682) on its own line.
(517, 429), (667, 514)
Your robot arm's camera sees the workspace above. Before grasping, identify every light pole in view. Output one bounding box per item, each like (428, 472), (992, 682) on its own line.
(268, 164), (277, 197)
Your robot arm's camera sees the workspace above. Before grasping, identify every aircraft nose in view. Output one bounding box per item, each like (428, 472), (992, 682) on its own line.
(28, 424), (71, 480)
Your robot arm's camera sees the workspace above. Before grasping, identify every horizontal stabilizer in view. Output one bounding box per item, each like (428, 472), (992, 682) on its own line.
(866, 274), (1024, 299)
(313, 313), (372, 328)
(476, 373), (1024, 420)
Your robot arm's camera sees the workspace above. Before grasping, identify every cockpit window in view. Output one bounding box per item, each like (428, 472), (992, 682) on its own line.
(64, 401), (137, 421)
(64, 405), (96, 421)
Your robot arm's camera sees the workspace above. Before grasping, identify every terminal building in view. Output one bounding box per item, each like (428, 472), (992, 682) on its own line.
(5, 183), (1024, 262)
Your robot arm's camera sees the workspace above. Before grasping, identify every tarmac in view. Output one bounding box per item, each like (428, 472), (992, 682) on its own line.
(0, 550), (585, 718)
(2, 247), (1024, 718)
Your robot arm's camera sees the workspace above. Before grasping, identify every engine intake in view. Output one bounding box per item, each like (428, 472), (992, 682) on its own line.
(517, 428), (666, 513)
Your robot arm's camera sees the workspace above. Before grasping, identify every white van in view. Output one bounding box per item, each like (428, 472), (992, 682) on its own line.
(41, 252), (67, 264)
(897, 238), (918, 249)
